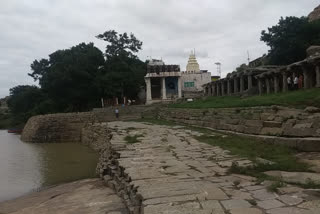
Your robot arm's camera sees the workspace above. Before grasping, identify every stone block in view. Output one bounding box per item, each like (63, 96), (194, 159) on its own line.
(257, 199), (285, 210)
(293, 123), (313, 129)
(245, 120), (263, 127)
(221, 199), (252, 210)
(260, 127), (283, 136)
(283, 127), (316, 137)
(263, 121), (282, 128)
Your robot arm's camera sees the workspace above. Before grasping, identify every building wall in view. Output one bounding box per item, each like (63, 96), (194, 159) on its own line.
(181, 72), (211, 92)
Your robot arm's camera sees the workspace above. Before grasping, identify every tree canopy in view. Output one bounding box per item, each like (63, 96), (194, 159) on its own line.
(29, 42), (105, 112)
(96, 30), (146, 99)
(261, 16), (320, 65)
(7, 30), (146, 124)
(96, 30), (142, 59)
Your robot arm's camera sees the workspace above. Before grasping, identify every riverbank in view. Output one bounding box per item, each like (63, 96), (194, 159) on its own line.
(0, 179), (128, 214)
(0, 131), (98, 202)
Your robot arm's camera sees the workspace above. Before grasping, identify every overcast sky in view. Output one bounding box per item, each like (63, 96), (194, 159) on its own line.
(0, 0), (318, 98)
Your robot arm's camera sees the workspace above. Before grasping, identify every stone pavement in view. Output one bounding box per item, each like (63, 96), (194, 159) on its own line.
(0, 179), (128, 214)
(108, 121), (320, 214)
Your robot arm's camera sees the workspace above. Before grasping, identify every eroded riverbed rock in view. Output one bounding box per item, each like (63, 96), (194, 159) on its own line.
(0, 179), (128, 214)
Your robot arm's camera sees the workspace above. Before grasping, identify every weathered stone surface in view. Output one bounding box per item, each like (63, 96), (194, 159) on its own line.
(267, 207), (314, 214)
(230, 208), (263, 214)
(257, 199), (285, 209)
(263, 121), (282, 128)
(0, 179), (128, 214)
(221, 199), (252, 210)
(94, 121), (320, 214)
(251, 189), (278, 200)
(305, 106), (320, 113)
(264, 171), (320, 185)
(279, 195), (304, 206)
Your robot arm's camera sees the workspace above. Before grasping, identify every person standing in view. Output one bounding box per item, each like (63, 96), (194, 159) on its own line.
(298, 75), (303, 89)
(115, 108), (119, 119)
(287, 76), (292, 91)
(294, 75), (299, 90)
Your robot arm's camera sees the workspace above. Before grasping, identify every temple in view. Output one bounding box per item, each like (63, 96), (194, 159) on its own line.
(181, 51), (211, 98)
(145, 59), (182, 105)
(144, 51), (212, 104)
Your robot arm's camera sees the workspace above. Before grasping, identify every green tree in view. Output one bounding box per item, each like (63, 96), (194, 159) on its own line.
(96, 30), (146, 100)
(29, 43), (105, 112)
(96, 30), (142, 59)
(7, 85), (52, 123)
(261, 16), (320, 65)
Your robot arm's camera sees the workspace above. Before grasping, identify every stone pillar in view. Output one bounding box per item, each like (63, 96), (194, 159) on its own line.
(162, 77), (167, 100)
(302, 67), (312, 89)
(316, 65), (320, 88)
(233, 78), (238, 93)
(274, 76), (279, 93)
(145, 78), (152, 103)
(248, 75), (252, 90)
(212, 84), (216, 96)
(240, 76), (244, 93)
(227, 80), (231, 95)
(258, 79), (262, 95)
(265, 78), (270, 94)
(216, 83), (220, 96)
(282, 72), (288, 92)
(178, 77), (182, 98)
(221, 81), (225, 96)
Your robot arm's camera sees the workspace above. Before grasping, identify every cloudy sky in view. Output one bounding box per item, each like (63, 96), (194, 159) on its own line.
(0, 0), (318, 98)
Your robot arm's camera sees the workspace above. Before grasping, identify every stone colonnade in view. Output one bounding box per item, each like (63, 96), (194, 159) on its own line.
(205, 69), (265, 96)
(204, 56), (320, 97)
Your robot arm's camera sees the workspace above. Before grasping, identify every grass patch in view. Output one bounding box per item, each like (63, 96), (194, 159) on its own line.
(247, 199), (257, 206)
(170, 88), (320, 109)
(197, 134), (309, 172)
(124, 134), (143, 144)
(267, 180), (286, 193)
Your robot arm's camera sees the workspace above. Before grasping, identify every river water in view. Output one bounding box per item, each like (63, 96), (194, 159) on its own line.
(0, 130), (99, 202)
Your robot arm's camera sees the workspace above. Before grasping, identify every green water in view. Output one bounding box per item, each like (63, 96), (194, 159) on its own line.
(0, 130), (98, 202)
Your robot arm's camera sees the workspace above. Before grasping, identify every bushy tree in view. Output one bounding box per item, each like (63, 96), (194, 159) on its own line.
(261, 16), (320, 65)
(29, 43), (105, 111)
(7, 85), (52, 123)
(96, 30), (146, 100)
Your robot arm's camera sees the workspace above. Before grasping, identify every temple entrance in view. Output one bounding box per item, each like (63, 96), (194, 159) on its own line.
(151, 78), (161, 99)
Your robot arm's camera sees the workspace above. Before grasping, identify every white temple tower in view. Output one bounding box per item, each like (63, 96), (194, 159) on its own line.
(186, 51), (200, 73)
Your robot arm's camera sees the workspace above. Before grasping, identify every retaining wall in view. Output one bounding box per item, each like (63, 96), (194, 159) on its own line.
(82, 123), (142, 214)
(21, 106), (154, 143)
(154, 106), (320, 138)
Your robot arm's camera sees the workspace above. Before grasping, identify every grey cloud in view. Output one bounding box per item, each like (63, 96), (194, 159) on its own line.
(0, 0), (318, 97)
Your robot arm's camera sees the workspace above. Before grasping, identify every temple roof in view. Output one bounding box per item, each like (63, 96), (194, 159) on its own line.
(186, 51), (200, 73)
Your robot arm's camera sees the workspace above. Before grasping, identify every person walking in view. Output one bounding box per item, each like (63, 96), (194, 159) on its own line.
(115, 108), (119, 119)
(294, 75), (299, 90)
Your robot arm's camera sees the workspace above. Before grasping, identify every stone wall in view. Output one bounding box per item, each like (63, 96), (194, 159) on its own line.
(154, 106), (320, 138)
(81, 122), (142, 213)
(21, 106), (154, 143)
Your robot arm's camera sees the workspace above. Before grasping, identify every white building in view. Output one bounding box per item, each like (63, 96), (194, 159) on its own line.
(181, 52), (211, 97)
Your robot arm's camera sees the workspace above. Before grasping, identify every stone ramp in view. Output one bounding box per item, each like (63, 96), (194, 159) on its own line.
(0, 179), (128, 214)
(100, 121), (320, 214)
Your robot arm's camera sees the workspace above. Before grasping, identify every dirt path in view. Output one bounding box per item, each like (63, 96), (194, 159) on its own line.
(108, 121), (320, 214)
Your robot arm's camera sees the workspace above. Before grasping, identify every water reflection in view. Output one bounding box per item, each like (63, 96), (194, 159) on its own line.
(0, 131), (98, 202)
